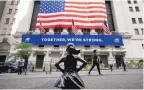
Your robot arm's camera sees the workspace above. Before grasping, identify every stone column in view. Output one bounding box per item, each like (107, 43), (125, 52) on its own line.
(43, 51), (49, 72)
(48, 28), (54, 35)
(90, 29), (98, 35)
(77, 29), (83, 35)
(61, 28), (68, 35)
(47, 51), (52, 73)
(28, 52), (36, 71)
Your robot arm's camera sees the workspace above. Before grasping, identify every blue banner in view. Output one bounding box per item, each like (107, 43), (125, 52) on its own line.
(22, 35), (124, 46)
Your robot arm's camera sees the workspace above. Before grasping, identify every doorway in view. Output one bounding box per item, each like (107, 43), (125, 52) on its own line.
(100, 55), (109, 68)
(0, 55), (6, 66)
(36, 55), (44, 68)
(0, 55), (6, 62)
(115, 55), (123, 68)
(84, 55), (92, 62)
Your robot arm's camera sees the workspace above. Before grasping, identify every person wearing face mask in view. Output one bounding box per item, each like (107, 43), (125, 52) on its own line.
(54, 43), (87, 89)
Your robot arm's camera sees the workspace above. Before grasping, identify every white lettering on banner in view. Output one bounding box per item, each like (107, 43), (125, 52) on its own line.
(83, 38), (100, 42)
(41, 38), (66, 42)
(67, 38), (82, 42)
(72, 38), (74, 41)
(98, 39), (103, 42)
(75, 38), (82, 41)
(89, 39), (92, 41)
(67, 38), (71, 41)
(41, 38), (103, 42)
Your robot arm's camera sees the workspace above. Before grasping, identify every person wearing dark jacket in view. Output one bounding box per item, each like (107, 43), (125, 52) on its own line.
(54, 43), (87, 89)
(88, 50), (102, 75)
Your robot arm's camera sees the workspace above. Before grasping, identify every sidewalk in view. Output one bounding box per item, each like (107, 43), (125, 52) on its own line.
(0, 69), (142, 78)
(0, 69), (143, 89)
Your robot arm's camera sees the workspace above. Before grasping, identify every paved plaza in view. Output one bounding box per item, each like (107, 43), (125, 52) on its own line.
(0, 69), (143, 89)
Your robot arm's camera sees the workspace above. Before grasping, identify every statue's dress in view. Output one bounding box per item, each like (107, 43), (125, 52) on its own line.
(54, 55), (85, 89)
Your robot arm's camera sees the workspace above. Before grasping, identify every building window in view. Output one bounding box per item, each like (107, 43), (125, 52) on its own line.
(8, 9), (12, 14)
(10, 0), (14, 5)
(5, 18), (10, 24)
(133, 0), (137, 4)
(127, 0), (132, 4)
(13, 9), (17, 14)
(132, 18), (136, 24)
(138, 18), (143, 24)
(16, 0), (20, 5)
(129, 7), (133, 12)
(141, 28), (144, 35)
(142, 44), (144, 49)
(135, 7), (140, 12)
(134, 28), (140, 35)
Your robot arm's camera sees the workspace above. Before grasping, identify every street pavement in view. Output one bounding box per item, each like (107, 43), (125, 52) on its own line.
(0, 69), (143, 89)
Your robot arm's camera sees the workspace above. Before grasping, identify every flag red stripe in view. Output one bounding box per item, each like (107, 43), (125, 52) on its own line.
(66, 2), (105, 4)
(64, 10), (106, 13)
(36, 25), (101, 29)
(38, 15), (107, 18)
(37, 20), (104, 23)
(65, 5), (106, 9)
(103, 26), (110, 34)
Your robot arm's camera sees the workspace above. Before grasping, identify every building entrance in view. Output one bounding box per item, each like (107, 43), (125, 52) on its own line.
(0, 55), (6, 66)
(36, 55), (44, 68)
(115, 55), (123, 68)
(84, 55), (92, 62)
(100, 55), (109, 68)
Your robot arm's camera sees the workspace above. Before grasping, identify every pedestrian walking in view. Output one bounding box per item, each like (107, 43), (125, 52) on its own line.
(88, 50), (102, 75)
(23, 58), (28, 75)
(109, 60), (114, 72)
(45, 61), (49, 74)
(31, 65), (34, 72)
(17, 57), (24, 75)
(54, 43), (87, 89)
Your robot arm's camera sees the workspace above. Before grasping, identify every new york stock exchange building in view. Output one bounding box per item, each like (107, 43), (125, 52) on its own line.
(0, 0), (143, 71)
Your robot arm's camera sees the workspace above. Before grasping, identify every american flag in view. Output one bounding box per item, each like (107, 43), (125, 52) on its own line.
(72, 19), (77, 35)
(102, 19), (111, 34)
(36, 0), (107, 29)
(39, 22), (46, 34)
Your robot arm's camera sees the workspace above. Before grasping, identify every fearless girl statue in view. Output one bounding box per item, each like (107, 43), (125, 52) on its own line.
(54, 43), (87, 89)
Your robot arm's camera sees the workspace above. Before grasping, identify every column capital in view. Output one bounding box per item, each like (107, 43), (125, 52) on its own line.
(90, 29), (98, 35)
(61, 28), (68, 34)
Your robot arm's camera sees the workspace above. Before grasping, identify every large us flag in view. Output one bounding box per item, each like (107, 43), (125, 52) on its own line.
(36, 0), (107, 29)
